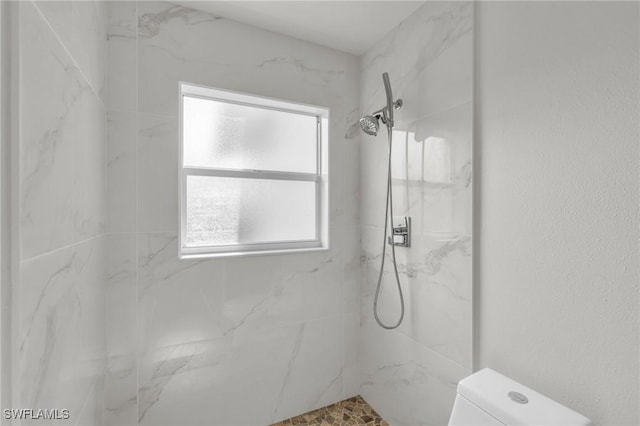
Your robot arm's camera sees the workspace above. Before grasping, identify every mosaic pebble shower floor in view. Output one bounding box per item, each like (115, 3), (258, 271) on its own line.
(271, 396), (389, 426)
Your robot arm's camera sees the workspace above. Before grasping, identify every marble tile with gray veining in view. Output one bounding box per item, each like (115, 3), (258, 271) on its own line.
(137, 114), (178, 234)
(360, 325), (470, 426)
(105, 234), (137, 357)
(71, 0), (107, 100)
(108, 0), (137, 38)
(360, 232), (472, 367)
(104, 355), (137, 426)
(137, 318), (343, 426)
(222, 252), (344, 338)
(107, 111), (137, 233)
(71, 84), (106, 243)
(137, 1), (345, 117)
(343, 313), (361, 400)
(20, 237), (106, 423)
(34, 1), (106, 101)
(137, 339), (229, 424)
(358, 1), (474, 424)
(267, 318), (344, 424)
(360, 2), (473, 125)
(107, 1), (138, 112)
(20, 2), (108, 426)
(74, 376), (106, 426)
(101, 2), (367, 425)
(138, 232), (226, 352)
(20, 1), (83, 259)
(21, 1), (107, 260)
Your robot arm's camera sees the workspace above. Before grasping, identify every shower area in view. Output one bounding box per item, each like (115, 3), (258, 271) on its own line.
(1, 1), (473, 425)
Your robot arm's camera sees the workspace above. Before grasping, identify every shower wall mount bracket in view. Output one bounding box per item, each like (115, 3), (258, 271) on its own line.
(388, 216), (411, 248)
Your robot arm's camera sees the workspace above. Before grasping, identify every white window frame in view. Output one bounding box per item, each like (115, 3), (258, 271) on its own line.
(179, 82), (329, 259)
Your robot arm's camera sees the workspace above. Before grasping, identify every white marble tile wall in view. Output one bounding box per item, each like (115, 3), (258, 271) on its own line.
(21, 1), (107, 260)
(357, 2), (473, 425)
(105, 3), (140, 423)
(14, 0), (473, 424)
(20, 237), (106, 426)
(18, 1), (108, 424)
(105, 2), (360, 424)
(16, 1), (473, 424)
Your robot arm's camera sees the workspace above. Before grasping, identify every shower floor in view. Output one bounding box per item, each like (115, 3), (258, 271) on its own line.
(271, 396), (388, 426)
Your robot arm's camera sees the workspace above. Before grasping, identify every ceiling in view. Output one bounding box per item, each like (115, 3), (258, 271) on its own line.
(176, 1), (425, 56)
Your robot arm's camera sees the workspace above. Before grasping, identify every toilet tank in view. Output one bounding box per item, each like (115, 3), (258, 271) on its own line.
(448, 368), (592, 426)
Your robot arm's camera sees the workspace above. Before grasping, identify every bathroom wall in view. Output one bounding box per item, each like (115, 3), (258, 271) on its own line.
(15, 1), (108, 425)
(0, 0), (12, 414)
(105, 2), (360, 425)
(357, 3), (474, 425)
(476, 2), (639, 425)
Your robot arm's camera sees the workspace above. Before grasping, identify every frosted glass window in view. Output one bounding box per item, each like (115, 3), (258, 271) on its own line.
(186, 176), (316, 247)
(183, 96), (318, 173)
(179, 83), (329, 258)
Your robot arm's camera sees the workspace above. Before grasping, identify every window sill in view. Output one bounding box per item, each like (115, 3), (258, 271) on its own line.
(179, 245), (329, 260)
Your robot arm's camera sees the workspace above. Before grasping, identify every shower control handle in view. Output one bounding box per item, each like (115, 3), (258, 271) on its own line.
(388, 216), (411, 248)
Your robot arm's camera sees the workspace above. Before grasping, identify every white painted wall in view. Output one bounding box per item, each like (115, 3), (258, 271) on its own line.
(476, 2), (639, 425)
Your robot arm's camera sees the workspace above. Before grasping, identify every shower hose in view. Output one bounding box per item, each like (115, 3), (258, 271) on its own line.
(372, 124), (405, 330)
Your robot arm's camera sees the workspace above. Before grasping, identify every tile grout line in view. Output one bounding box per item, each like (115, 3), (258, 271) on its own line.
(135, 2), (140, 424)
(21, 233), (103, 264)
(102, 0), (108, 423)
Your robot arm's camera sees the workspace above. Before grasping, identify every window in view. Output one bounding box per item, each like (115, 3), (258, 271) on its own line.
(179, 83), (329, 258)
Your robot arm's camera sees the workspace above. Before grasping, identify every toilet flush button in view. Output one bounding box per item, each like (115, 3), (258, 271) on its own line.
(508, 391), (529, 404)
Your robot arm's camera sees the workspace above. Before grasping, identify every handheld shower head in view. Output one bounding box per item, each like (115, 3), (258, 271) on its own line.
(358, 72), (402, 137)
(382, 72), (394, 126)
(359, 115), (380, 136)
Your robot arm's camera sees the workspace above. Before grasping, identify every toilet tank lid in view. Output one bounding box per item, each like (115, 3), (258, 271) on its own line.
(457, 369), (592, 426)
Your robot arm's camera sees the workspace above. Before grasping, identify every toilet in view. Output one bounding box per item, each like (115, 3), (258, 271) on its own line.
(448, 368), (592, 426)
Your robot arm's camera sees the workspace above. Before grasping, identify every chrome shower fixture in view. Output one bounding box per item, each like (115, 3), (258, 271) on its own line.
(359, 72), (403, 136)
(358, 72), (406, 330)
(381, 72), (403, 128)
(359, 115), (380, 136)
